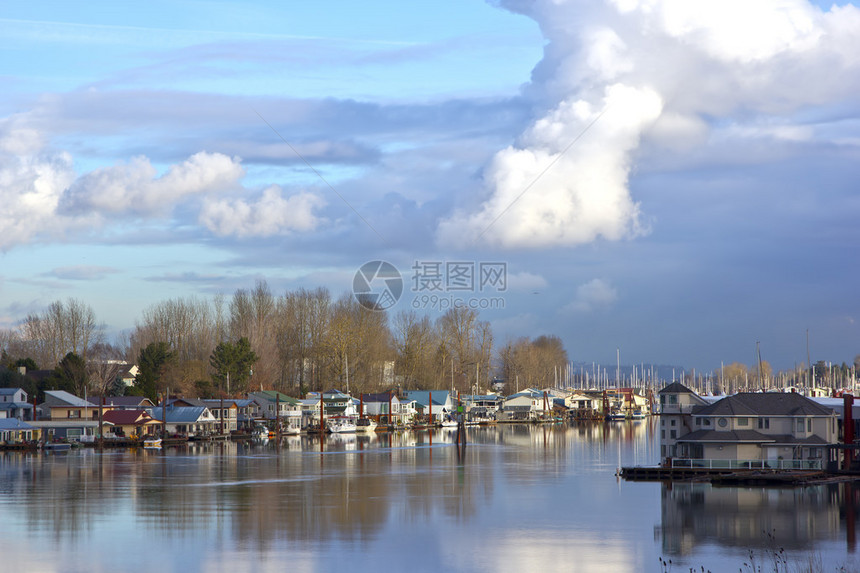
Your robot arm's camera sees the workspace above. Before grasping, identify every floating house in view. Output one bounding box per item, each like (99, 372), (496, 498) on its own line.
(0, 388), (33, 421)
(659, 383), (838, 469)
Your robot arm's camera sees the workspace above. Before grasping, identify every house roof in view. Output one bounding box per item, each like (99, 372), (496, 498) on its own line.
(0, 418), (35, 431)
(0, 387), (25, 396)
(90, 396), (154, 408)
(148, 406), (212, 424)
(44, 390), (96, 408)
(0, 402), (33, 411)
(361, 392), (398, 403)
(402, 390), (450, 406)
(692, 393), (835, 417)
(659, 382), (696, 394)
(102, 409), (155, 425)
(677, 429), (831, 446)
(677, 429), (775, 443)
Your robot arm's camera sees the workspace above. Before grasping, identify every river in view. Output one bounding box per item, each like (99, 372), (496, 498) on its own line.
(0, 421), (857, 572)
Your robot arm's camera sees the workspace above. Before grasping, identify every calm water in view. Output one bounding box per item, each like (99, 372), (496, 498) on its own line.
(0, 421), (857, 573)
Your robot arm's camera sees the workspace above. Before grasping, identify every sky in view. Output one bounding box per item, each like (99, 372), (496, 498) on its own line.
(1, 0), (859, 375)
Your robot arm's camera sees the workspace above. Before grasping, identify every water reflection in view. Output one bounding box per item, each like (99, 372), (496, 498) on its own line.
(659, 480), (857, 557)
(0, 421), (855, 572)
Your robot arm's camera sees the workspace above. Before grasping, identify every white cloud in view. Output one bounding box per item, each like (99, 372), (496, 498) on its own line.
(60, 151), (244, 216)
(564, 278), (618, 313)
(439, 0), (860, 250)
(199, 185), (325, 237)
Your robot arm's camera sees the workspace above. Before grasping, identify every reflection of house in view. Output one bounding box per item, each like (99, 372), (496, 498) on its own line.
(102, 409), (160, 437)
(660, 482), (842, 556)
(660, 383), (838, 467)
(42, 390), (98, 420)
(0, 388), (34, 420)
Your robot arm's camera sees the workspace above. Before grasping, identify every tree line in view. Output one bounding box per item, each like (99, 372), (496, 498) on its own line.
(0, 282), (569, 402)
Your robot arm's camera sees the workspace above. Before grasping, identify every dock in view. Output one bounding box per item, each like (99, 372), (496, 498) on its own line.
(619, 465), (860, 486)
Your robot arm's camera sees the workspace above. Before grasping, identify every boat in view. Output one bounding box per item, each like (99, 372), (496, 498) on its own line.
(253, 425), (270, 440)
(143, 437), (163, 448)
(327, 417), (357, 434)
(355, 418), (377, 433)
(43, 442), (72, 452)
(631, 410), (647, 420)
(440, 415), (459, 428)
(607, 411), (627, 421)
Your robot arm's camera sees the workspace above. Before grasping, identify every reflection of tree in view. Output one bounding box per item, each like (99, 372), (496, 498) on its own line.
(659, 482), (844, 556)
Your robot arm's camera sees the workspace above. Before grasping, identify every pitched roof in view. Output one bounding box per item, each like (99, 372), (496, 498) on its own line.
(361, 392), (397, 403)
(44, 390), (96, 408)
(677, 429), (831, 446)
(677, 429), (775, 443)
(659, 382), (695, 394)
(148, 406), (212, 424)
(102, 409), (155, 425)
(90, 396), (154, 408)
(0, 418), (35, 431)
(0, 387), (24, 396)
(693, 393), (835, 417)
(402, 390), (450, 406)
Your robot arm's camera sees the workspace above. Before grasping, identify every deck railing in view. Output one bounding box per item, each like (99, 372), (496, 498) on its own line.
(669, 458), (822, 470)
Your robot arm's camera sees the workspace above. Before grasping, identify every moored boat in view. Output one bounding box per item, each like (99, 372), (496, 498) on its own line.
(143, 437), (162, 448)
(355, 418), (377, 433)
(327, 417), (357, 434)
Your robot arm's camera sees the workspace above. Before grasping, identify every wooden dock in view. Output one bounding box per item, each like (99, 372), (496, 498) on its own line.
(619, 466), (857, 486)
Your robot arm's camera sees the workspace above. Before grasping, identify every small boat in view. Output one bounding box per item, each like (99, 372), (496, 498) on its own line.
(43, 442), (72, 452)
(253, 425), (270, 440)
(631, 410), (647, 420)
(440, 415), (459, 428)
(327, 417), (357, 434)
(607, 411), (627, 421)
(355, 418), (377, 433)
(143, 437), (163, 448)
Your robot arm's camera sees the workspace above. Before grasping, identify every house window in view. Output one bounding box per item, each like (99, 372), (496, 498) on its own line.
(671, 419), (676, 427)
(807, 419), (812, 432)
(758, 418), (770, 430)
(737, 417), (748, 426)
(661, 430), (665, 439)
(695, 418), (701, 426)
(668, 395), (677, 404)
(670, 430), (677, 439)
(797, 419), (804, 432)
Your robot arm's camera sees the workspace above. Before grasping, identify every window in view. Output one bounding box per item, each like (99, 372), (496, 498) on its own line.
(695, 418), (701, 426)
(670, 430), (677, 439)
(668, 395), (678, 404)
(703, 418), (711, 426)
(661, 430), (665, 439)
(737, 417), (748, 426)
(718, 418), (727, 428)
(796, 419), (804, 432)
(758, 418), (770, 430)
(807, 419), (812, 432)
(671, 419), (676, 427)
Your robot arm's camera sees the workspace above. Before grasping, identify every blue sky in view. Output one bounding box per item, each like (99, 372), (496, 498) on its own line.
(1, 0), (859, 374)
